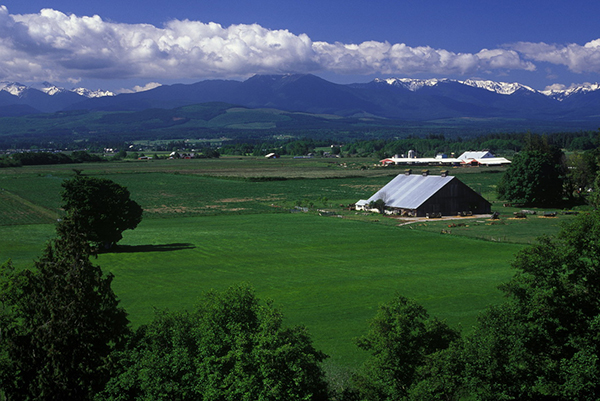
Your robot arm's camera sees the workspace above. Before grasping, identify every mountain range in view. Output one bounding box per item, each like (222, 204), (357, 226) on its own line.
(1, 75), (600, 123)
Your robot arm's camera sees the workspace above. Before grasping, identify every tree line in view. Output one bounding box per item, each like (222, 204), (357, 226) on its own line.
(0, 129), (598, 171)
(0, 151), (104, 168)
(497, 133), (600, 206)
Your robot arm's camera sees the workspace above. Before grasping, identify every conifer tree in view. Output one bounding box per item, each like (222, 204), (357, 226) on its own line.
(0, 220), (130, 400)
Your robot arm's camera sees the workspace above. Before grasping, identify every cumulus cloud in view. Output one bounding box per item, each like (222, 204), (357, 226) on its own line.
(3, 5), (598, 85)
(117, 82), (163, 94)
(510, 39), (600, 73)
(313, 42), (535, 75)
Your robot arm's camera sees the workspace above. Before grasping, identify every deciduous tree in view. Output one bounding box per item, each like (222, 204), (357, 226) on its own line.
(61, 176), (143, 249)
(497, 150), (564, 206)
(352, 295), (459, 401)
(459, 211), (600, 400)
(98, 284), (330, 401)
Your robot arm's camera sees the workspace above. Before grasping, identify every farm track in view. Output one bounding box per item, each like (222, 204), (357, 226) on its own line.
(396, 214), (493, 226)
(0, 189), (59, 221)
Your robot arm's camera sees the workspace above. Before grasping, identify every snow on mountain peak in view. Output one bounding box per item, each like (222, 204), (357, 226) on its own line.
(0, 81), (115, 98)
(375, 77), (535, 95)
(460, 79), (536, 95)
(73, 87), (116, 98)
(0, 81), (28, 96)
(374, 77), (446, 91)
(32, 82), (67, 96)
(542, 82), (600, 100)
(375, 76), (600, 100)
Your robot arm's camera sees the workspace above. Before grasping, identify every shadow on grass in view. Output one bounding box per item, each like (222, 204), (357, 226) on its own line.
(105, 243), (196, 254)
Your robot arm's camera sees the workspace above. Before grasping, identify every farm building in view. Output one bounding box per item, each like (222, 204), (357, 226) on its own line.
(379, 150), (510, 166)
(456, 150), (494, 160)
(356, 170), (491, 217)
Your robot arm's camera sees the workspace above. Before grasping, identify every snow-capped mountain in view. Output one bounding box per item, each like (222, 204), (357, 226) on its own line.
(0, 81), (115, 115)
(0, 74), (600, 122)
(374, 77), (447, 92)
(30, 81), (69, 96)
(375, 77), (555, 96)
(0, 81), (115, 98)
(460, 79), (537, 95)
(72, 87), (116, 98)
(0, 82), (29, 97)
(542, 82), (600, 101)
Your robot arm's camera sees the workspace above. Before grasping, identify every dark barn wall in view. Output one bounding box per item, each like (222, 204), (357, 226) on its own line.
(417, 179), (491, 217)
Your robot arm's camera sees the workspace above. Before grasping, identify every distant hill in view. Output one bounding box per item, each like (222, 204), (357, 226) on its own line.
(0, 75), (599, 143)
(65, 74), (600, 122)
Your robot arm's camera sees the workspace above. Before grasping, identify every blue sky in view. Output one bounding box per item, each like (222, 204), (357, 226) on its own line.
(1, 1), (599, 92)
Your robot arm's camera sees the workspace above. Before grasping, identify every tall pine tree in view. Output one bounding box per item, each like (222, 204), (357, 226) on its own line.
(0, 220), (130, 400)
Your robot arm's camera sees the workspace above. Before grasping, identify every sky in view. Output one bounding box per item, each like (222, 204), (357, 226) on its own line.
(1, 0), (600, 93)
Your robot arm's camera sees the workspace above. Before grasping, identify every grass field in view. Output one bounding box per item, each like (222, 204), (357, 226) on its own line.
(95, 213), (522, 368)
(0, 156), (576, 370)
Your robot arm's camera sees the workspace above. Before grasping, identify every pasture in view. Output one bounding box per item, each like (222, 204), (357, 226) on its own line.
(0, 156), (575, 369)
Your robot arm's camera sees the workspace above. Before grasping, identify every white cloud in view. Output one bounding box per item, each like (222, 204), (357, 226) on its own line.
(117, 82), (162, 94)
(544, 83), (566, 92)
(510, 39), (600, 73)
(4, 5), (596, 86)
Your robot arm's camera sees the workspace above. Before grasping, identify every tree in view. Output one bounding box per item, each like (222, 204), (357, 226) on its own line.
(402, 211), (600, 400)
(497, 150), (564, 206)
(0, 221), (130, 401)
(564, 151), (598, 200)
(352, 295), (459, 401)
(98, 284), (330, 401)
(369, 198), (386, 214)
(458, 211), (600, 400)
(61, 176), (143, 249)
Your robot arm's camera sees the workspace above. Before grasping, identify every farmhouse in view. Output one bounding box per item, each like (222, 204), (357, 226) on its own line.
(356, 170), (491, 217)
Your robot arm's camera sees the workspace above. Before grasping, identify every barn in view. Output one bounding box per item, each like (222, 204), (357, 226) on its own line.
(356, 170), (491, 217)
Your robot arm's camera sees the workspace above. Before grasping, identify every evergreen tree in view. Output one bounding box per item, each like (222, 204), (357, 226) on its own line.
(0, 221), (130, 401)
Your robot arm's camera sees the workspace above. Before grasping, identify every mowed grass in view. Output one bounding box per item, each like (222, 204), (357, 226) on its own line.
(406, 214), (574, 244)
(0, 158), (557, 370)
(0, 223), (56, 267)
(0, 168), (394, 221)
(96, 213), (523, 368)
(0, 190), (58, 225)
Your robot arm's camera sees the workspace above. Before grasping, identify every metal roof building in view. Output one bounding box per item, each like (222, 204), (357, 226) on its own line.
(457, 151), (494, 160)
(379, 151), (510, 166)
(356, 171), (491, 217)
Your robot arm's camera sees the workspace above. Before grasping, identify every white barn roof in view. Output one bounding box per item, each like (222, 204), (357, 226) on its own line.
(474, 157), (511, 165)
(365, 174), (454, 209)
(457, 151), (494, 160)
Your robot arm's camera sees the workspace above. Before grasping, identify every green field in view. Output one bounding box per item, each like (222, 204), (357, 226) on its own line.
(0, 157), (576, 370)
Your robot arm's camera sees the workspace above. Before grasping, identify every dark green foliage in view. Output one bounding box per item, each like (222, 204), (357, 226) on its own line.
(457, 211), (600, 400)
(8, 151), (103, 166)
(589, 167), (600, 208)
(371, 212), (600, 401)
(0, 221), (130, 401)
(497, 150), (564, 205)
(407, 339), (467, 401)
(61, 176), (143, 248)
(565, 151), (598, 199)
(98, 285), (330, 401)
(369, 198), (386, 213)
(0, 156), (20, 168)
(353, 295), (459, 401)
